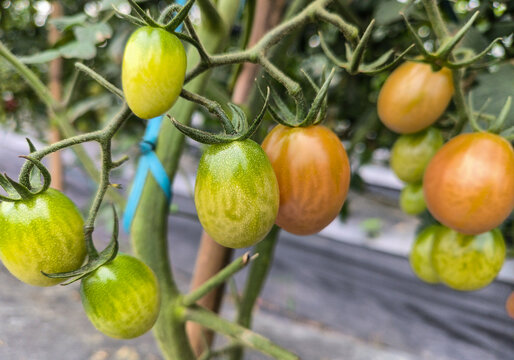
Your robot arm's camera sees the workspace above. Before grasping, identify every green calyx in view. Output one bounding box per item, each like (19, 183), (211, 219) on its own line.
(402, 11), (502, 70)
(114, 0), (202, 54)
(320, 20), (414, 75)
(42, 206), (120, 285)
(263, 67), (336, 128)
(170, 87), (271, 145)
(468, 94), (512, 136)
(0, 139), (51, 202)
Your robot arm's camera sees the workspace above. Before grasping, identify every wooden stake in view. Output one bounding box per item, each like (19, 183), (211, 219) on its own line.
(187, 0), (286, 355)
(48, 1), (63, 190)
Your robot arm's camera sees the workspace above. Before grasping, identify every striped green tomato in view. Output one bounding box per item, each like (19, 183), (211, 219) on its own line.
(0, 188), (86, 286)
(80, 254), (160, 339)
(432, 227), (505, 291)
(122, 26), (187, 119)
(195, 139), (279, 248)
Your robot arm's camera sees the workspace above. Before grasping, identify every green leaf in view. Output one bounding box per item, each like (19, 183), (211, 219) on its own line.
(58, 41), (97, 60)
(99, 0), (129, 11)
(65, 95), (113, 122)
(49, 14), (88, 31)
(19, 50), (61, 64)
(74, 23), (113, 44)
(472, 64), (514, 128)
(373, 0), (406, 26)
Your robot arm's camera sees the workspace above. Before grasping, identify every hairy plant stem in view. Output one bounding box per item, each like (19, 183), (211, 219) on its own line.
(183, 305), (299, 360)
(229, 226), (280, 360)
(184, 0), (359, 108)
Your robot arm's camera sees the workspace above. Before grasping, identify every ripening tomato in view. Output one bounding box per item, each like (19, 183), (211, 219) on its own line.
(80, 254), (160, 339)
(122, 26), (187, 119)
(390, 127), (443, 183)
(195, 139), (279, 248)
(431, 227), (505, 291)
(0, 189), (86, 286)
(409, 225), (441, 284)
(400, 183), (426, 215)
(377, 62), (454, 134)
(506, 292), (514, 319)
(261, 124), (351, 235)
(424, 132), (514, 235)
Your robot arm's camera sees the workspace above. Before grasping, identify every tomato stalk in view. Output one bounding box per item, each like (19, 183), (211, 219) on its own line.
(229, 225), (280, 360)
(182, 305), (299, 360)
(182, 253), (257, 306)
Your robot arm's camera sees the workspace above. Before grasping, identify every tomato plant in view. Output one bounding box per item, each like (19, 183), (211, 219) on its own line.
(0, 188), (86, 287)
(377, 61), (454, 134)
(400, 183), (426, 215)
(194, 139), (279, 248)
(431, 227), (505, 291)
(390, 127), (443, 183)
(424, 132), (514, 235)
(261, 124), (350, 235)
(122, 26), (187, 119)
(409, 225), (441, 284)
(80, 253), (160, 339)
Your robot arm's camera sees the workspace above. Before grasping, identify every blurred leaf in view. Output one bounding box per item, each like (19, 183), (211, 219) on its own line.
(373, 0), (407, 26)
(66, 94), (113, 122)
(472, 64), (514, 127)
(49, 14), (88, 31)
(74, 23), (113, 44)
(59, 41), (97, 60)
(19, 50), (61, 64)
(99, 0), (129, 11)
(360, 218), (383, 238)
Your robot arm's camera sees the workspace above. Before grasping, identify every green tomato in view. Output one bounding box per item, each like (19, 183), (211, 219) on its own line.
(409, 225), (441, 284)
(400, 183), (426, 215)
(80, 254), (160, 339)
(195, 139), (279, 248)
(432, 227), (505, 291)
(390, 127), (443, 183)
(122, 26), (187, 119)
(0, 188), (86, 287)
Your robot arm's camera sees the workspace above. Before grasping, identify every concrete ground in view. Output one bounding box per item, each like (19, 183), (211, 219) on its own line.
(0, 130), (513, 360)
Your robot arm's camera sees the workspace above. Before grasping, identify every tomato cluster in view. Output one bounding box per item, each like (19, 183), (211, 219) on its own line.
(0, 187), (160, 339)
(379, 61), (514, 292)
(410, 225), (506, 291)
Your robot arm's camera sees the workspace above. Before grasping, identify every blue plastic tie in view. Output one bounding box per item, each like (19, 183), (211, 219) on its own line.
(123, 116), (172, 233)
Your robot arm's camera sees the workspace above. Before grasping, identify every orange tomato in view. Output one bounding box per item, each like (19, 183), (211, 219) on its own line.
(423, 132), (514, 235)
(377, 61), (454, 134)
(261, 124), (351, 235)
(506, 292), (514, 319)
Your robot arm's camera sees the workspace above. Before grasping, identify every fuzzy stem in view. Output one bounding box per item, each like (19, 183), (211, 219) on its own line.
(229, 226), (280, 360)
(182, 253), (255, 306)
(183, 306), (300, 360)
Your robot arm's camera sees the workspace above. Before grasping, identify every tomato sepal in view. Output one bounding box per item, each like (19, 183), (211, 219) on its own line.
(0, 155), (51, 201)
(169, 87), (270, 144)
(42, 206), (120, 285)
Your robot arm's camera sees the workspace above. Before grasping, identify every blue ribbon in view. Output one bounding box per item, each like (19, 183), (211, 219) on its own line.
(123, 116), (172, 233)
